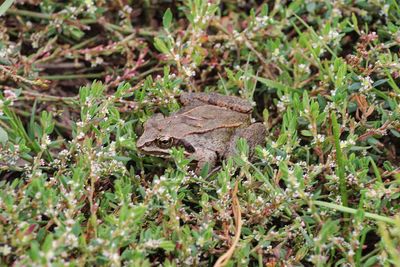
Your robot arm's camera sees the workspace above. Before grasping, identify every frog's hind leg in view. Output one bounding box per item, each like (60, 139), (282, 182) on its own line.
(225, 123), (266, 159)
(192, 149), (218, 175)
(180, 92), (253, 113)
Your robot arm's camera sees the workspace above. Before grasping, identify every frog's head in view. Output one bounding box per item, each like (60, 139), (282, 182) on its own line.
(136, 113), (194, 157)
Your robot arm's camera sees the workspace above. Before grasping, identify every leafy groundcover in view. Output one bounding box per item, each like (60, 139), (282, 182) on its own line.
(1, 1), (400, 266)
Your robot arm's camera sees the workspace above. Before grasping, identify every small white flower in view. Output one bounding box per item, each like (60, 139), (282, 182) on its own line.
(298, 64), (310, 74)
(41, 135), (51, 149)
(123, 5), (133, 13)
(315, 134), (325, 143)
(0, 245), (11, 256)
(327, 30), (339, 40)
(77, 132), (85, 140)
(359, 76), (374, 92)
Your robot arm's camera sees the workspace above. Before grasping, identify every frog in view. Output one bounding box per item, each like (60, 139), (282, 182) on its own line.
(136, 92), (266, 173)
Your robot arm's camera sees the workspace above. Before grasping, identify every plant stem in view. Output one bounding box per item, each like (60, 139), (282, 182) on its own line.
(331, 112), (348, 207)
(7, 8), (157, 36)
(314, 200), (395, 225)
(6, 8), (52, 19)
(39, 72), (106, 80)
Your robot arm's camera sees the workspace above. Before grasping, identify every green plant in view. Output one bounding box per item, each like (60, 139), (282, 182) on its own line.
(1, 1), (400, 266)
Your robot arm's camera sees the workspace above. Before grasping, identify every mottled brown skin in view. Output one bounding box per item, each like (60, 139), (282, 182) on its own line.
(136, 92), (266, 173)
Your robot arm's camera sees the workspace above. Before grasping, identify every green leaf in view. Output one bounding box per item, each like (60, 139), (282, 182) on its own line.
(385, 68), (400, 94)
(334, 61), (347, 88)
(348, 82), (361, 91)
(351, 13), (359, 34)
(295, 246), (308, 261)
(363, 256), (378, 267)
(367, 137), (380, 145)
(69, 26), (85, 40)
(390, 129), (400, 138)
(199, 162), (210, 178)
(160, 240), (175, 252)
(0, 57), (12, 65)
(373, 79), (387, 87)
(154, 37), (169, 54)
(331, 112), (348, 207)
(119, 204), (129, 222)
(29, 241), (40, 261)
(316, 112), (327, 125)
(163, 8), (173, 29)
(0, 126), (8, 145)
(42, 234), (53, 252)
(252, 75), (299, 92)
(300, 129), (313, 137)
(0, 0), (14, 16)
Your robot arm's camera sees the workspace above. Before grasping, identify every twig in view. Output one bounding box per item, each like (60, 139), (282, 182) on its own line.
(243, 38), (274, 79)
(20, 91), (78, 104)
(214, 180), (242, 267)
(39, 72), (106, 80)
(7, 8), (158, 37)
(0, 65), (48, 88)
(6, 8), (52, 19)
(36, 62), (86, 69)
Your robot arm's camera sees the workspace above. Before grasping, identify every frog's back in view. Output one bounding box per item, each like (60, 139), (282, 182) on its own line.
(163, 104), (250, 139)
(179, 92), (253, 113)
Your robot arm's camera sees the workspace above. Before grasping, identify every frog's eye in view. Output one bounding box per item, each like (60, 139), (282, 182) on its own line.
(157, 137), (174, 148)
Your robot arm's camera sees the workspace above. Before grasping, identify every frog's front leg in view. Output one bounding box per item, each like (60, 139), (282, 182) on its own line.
(225, 123), (266, 159)
(191, 148), (218, 174)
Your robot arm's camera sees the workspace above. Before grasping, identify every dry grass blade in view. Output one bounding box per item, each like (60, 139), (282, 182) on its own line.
(214, 180), (242, 267)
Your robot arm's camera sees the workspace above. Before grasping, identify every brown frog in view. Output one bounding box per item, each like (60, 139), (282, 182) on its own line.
(136, 92), (266, 173)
